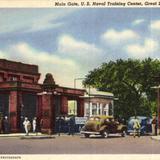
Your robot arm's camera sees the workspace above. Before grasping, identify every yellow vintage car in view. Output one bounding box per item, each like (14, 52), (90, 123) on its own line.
(80, 115), (127, 138)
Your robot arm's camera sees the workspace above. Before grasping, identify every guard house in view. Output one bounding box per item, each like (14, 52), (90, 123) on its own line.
(0, 59), (85, 133)
(83, 88), (114, 117)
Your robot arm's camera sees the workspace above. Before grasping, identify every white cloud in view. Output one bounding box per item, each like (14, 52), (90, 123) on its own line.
(132, 19), (145, 26)
(0, 9), (76, 34)
(150, 20), (160, 31)
(10, 43), (75, 66)
(27, 21), (64, 33)
(25, 11), (68, 33)
(125, 38), (159, 58)
(58, 34), (103, 68)
(101, 29), (139, 44)
(0, 43), (80, 87)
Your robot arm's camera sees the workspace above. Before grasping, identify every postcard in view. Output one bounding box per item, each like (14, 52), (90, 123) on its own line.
(0, 0), (160, 160)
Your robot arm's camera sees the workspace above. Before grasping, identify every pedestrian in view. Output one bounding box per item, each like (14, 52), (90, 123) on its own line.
(57, 116), (63, 136)
(133, 117), (141, 138)
(32, 117), (37, 134)
(40, 118), (44, 133)
(23, 117), (31, 136)
(3, 116), (9, 134)
(152, 116), (157, 136)
(68, 116), (75, 136)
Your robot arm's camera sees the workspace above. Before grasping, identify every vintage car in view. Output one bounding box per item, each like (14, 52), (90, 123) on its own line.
(80, 115), (127, 138)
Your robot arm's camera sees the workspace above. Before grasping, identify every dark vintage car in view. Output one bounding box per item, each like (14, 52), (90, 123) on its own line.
(80, 115), (127, 138)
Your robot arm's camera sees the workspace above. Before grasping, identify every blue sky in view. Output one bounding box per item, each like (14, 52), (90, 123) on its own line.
(0, 8), (160, 88)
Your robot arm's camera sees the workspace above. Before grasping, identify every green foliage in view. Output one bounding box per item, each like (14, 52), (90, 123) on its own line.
(83, 58), (160, 120)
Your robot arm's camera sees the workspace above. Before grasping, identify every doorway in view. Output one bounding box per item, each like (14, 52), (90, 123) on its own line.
(0, 93), (9, 118)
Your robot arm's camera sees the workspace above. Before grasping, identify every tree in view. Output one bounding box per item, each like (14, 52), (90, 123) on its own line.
(83, 58), (160, 120)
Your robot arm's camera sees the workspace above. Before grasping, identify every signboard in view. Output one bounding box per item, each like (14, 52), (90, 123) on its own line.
(75, 117), (88, 125)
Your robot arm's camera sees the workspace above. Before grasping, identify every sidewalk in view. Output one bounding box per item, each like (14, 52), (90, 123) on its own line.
(0, 132), (55, 139)
(0, 132), (81, 139)
(151, 135), (160, 141)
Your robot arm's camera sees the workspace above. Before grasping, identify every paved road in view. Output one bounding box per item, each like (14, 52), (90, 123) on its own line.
(0, 135), (159, 154)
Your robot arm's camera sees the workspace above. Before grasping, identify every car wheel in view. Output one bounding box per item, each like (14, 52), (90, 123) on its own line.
(102, 130), (109, 138)
(121, 130), (127, 137)
(84, 134), (90, 138)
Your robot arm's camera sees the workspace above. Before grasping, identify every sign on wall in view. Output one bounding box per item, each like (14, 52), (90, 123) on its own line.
(75, 117), (88, 124)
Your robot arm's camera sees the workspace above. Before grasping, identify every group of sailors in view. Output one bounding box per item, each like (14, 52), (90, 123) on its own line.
(22, 115), (77, 136)
(0, 116), (37, 135)
(23, 117), (37, 135)
(56, 115), (76, 136)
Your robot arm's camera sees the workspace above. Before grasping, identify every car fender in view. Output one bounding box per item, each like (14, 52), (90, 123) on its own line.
(117, 124), (127, 131)
(99, 125), (107, 132)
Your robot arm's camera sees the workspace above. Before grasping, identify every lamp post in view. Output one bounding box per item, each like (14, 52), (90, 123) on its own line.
(88, 85), (91, 117)
(74, 78), (85, 115)
(74, 78), (85, 89)
(74, 77), (91, 117)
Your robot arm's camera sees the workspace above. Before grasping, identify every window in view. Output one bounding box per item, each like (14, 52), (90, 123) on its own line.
(84, 103), (89, 116)
(92, 103), (97, 115)
(103, 104), (109, 116)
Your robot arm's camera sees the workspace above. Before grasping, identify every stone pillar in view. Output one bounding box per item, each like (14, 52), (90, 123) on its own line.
(77, 98), (84, 117)
(61, 96), (68, 115)
(18, 91), (23, 132)
(106, 104), (109, 116)
(9, 91), (19, 132)
(40, 93), (54, 134)
(100, 103), (103, 115)
(37, 95), (42, 131)
(89, 102), (92, 117)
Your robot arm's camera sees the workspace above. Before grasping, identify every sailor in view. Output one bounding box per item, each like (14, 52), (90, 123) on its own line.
(23, 117), (31, 136)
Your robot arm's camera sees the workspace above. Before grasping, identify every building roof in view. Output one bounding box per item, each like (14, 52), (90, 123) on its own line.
(83, 88), (114, 99)
(0, 59), (39, 75)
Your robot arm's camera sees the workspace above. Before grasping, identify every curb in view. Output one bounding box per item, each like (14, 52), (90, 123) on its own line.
(0, 135), (22, 138)
(150, 136), (160, 141)
(0, 133), (81, 138)
(0, 133), (48, 138)
(20, 135), (55, 139)
(54, 133), (81, 136)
